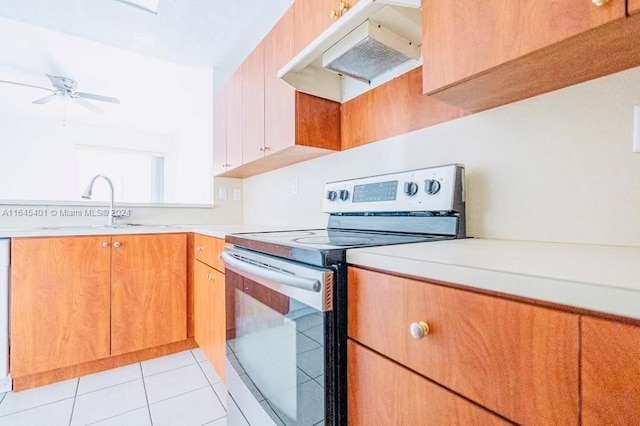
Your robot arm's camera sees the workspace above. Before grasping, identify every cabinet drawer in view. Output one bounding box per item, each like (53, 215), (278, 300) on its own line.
(582, 317), (640, 426)
(347, 267), (579, 425)
(194, 234), (224, 271)
(348, 340), (510, 425)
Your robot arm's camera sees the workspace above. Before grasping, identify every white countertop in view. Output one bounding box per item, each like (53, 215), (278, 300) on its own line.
(0, 224), (292, 239)
(347, 238), (640, 320)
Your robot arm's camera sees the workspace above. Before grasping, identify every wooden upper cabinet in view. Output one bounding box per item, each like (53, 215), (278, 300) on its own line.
(111, 234), (187, 355)
(630, 0), (640, 15)
(294, 0), (360, 55)
(348, 267), (579, 425)
(10, 237), (111, 377)
(582, 317), (640, 426)
(341, 67), (468, 150)
(348, 341), (510, 426)
(226, 69), (243, 170)
(241, 43), (266, 164)
(265, 6), (296, 155)
(422, 0), (627, 111)
(213, 84), (228, 175)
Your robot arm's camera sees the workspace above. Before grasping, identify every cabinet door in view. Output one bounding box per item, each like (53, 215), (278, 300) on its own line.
(226, 70), (243, 171)
(630, 0), (640, 15)
(10, 237), (111, 377)
(582, 317), (640, 426)
(422, 0), (625, 94)
(211, 268), (226, 381)
(348, 267), (579, 425)
(294, 0), (360, 54)
(241, 43), (265, 164)
(111, 234), (187, 355)
(213, 84), (228, 175)
(194, 260), (213, 361)
(194, 261), (226, 381)
(348, 340), (510, 425)
(264, 6), (296, 155)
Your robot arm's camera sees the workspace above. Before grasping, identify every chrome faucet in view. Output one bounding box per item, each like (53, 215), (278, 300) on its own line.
(82, 174), (117, 227)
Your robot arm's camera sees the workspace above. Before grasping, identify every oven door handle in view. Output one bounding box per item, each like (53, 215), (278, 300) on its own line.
(221, 252), (321, 293)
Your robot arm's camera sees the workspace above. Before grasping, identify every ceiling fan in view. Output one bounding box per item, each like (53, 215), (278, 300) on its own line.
(0, 74), (120, 114)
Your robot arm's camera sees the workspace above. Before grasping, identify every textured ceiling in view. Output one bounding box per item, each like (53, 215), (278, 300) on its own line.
(0, 0), (292, 70)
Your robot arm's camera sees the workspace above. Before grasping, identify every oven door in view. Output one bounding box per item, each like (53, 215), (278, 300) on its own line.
(222, 246), (335, 426)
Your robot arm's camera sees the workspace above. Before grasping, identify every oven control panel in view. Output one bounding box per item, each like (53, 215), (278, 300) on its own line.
(322, 164), (465, 213)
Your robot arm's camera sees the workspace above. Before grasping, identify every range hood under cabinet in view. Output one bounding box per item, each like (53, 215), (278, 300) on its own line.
(279, 0), (422, 103)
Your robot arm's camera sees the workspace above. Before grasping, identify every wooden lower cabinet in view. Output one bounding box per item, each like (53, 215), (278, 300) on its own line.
(348, 267), (579, 425)
(631, 0), (640, 15)
(111, 234), (187, 355)
(581, 317), (640, 426)
(348, 340), (510, 425)
(10, 236), (111, 377)
(194, 260), (226, 381)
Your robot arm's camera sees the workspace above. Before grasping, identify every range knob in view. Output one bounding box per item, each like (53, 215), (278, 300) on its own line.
(403, 181), (418, 197)
(326, 190), (338, 201)
(339, 189), (349, 201)
(425, 179), (441, 195)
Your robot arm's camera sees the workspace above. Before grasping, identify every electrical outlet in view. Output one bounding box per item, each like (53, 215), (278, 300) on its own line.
(292, 178), (299, 195)
(218, 188), (228, 201)
(233, 189), (241, 201)
(634, 106), (640, 153)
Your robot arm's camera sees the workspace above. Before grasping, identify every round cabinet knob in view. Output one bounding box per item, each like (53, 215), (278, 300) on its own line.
(339, 189), (349, 201)
(326, 190), (338, 201)
(592, 0), (610, 5)
(403, 181), (418, 197)
(409, 321), (430, 339)
(102, 242), (109, 248)
(196, 246), (203, 252)
(424, 179), (441, 195)
(113, 241), (121, 248)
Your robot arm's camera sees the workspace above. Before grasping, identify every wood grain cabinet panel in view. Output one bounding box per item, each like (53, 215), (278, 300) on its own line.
(422, 0), (628, 112)
(348, 340), (511, 426)
(294, 0), (360, 55)
(347, 267), (579, 425)
(226, 69), (243, 170)
(111, 234), (187, 355)
(213, 84), (228, 175)
(582, 317), (640, 426)
(10, 237), (111, 377)
(220, 5), (341, 178)
(265, 6), (296, 155)
(194, 234), (224, 272)
(241, 43), (266, 165)
(341, 67), (468, 150)
(194, 261), (226, 381)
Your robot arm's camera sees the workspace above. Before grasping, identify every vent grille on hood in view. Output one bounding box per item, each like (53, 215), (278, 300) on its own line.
(278, 0), (422, 103)
(325, 34), (411, 84)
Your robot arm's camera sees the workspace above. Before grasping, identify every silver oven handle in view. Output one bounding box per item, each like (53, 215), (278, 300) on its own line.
(221, 251), (321, 293)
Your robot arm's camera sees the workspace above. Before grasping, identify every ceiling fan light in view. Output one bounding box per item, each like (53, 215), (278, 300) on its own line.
(114, 0), (159, 14)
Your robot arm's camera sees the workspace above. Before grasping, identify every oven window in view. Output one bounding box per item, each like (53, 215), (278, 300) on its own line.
(227, 270), (326, 425)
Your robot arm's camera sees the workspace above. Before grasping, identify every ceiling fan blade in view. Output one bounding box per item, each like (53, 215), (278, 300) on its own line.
(32, 93), (62, 104)
(76, 92), (121, 104)
(46, 74), (76, 91)
(0, 79), (55, 92)
(74, 97), (105, 114)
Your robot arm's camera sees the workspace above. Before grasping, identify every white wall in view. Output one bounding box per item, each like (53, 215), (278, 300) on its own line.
(243, 65), (640, 247)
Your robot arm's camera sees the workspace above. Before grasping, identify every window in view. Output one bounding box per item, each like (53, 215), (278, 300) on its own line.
(75, 145), (165, 203)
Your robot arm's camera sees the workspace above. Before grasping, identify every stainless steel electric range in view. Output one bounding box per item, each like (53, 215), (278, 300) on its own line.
(222, 164), (466, 426)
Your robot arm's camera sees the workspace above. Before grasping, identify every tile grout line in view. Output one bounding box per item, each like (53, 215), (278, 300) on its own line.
(84, 405), (149, 426)
(68, 379), (80, 426)
(192, 351), (226, 412)
(0, 396), (76, 418)
(140, 362), (154, 426)
(0, 392), (6, 405)
(147, 384), (211, 407)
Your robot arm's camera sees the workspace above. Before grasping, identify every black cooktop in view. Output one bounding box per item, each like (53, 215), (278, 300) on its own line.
(225, 229), (451, 267)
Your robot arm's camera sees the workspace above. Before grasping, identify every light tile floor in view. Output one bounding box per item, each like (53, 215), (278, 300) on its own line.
(0, 349), (240, 426)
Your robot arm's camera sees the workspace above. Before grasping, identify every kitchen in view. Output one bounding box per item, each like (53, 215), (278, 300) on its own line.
(1, 0), (640, 425)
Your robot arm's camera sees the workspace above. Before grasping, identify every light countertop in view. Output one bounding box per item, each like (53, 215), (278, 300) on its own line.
(347, 238), (640, 320)
(0, 224), (292, 239)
